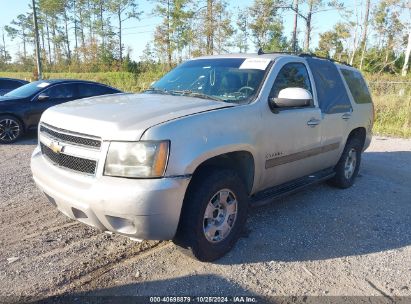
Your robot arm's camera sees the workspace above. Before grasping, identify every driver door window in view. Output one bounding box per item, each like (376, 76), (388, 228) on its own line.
(41, 84), (77, 102)
(269, 63), (312, 100)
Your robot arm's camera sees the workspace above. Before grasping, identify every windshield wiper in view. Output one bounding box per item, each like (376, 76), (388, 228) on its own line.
(143, 87), (171, 95)
(169, 90), (223, 102)
(145, 88), (224, 102)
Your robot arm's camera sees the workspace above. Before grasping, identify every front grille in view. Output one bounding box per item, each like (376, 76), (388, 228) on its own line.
(40, 125), (101, 149)
(40, 143), (97, 175)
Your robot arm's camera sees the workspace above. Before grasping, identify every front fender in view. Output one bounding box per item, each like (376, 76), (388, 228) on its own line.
(182, 143), (257, 175)
(140, 105), (264, 190)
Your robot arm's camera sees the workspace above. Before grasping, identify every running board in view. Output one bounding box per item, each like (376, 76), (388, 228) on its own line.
(250, 168), (335, 207)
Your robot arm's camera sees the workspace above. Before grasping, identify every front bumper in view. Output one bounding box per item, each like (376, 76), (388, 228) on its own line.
(31, 146), (190, 240)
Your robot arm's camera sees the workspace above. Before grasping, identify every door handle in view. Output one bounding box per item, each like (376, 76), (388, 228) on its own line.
(307, 118), (320, 127)
(342, 113), (352, 120)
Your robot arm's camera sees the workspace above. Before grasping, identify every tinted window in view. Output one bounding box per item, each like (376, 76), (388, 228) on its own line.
(341, 69), (372, 104)
(78, 83), (115, 98)
(42, 84), (77, 99)
(305, 57), (351, 114)
(0, 80), (24, 90)
(269, 63), (312, 98)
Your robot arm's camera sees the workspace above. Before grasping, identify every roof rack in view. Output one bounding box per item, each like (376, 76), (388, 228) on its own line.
(299, 53), (352, 67)
(257, 48), (296, 56)
(257, 48), (352, 67)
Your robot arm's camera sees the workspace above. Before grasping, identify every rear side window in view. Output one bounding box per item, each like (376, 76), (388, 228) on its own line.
(305, 57), (352, 114)
(78, 83), (117, 98)
(340, 69), (372, 104)
(269, 62), (312, 98)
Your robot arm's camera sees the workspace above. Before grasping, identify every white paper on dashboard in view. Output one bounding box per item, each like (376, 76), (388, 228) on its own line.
(239, 58), (271, 70)
(37, 82), (50, 88)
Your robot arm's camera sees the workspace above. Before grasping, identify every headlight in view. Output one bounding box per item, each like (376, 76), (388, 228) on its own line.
(104, 141), (169, 178)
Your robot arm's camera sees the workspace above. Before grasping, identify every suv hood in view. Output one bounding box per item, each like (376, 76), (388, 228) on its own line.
(41, 93), (233, 141)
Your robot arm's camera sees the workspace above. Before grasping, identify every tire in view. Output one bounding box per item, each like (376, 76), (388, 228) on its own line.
(173, 168), (248, 262)
(328, 136), (363, 189)
(0, 115), (24, 144)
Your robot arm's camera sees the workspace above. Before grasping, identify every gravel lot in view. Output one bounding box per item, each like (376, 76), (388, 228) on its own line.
(0, 134), (410, 302)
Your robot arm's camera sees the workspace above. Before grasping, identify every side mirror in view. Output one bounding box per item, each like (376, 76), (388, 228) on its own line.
(269, 88), (313, 112)
(37, 93), (49, 101)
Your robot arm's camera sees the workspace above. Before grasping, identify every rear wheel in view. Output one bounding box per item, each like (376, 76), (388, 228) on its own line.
(0, 115), (23, 144)
(328, 136), (363, 189)
(173, 168), (248, 262)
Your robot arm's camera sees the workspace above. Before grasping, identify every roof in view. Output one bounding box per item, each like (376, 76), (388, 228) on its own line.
(193, 52), (298, 61)
(32, 79), (121, 91)
(193, 51), (353, 68)
(35, 79), (104, 84)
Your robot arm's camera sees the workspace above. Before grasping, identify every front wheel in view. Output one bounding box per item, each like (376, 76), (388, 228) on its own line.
(173, 168), (248, 262)
(0, 115), (23, 144)
(328, 136), (363, 189)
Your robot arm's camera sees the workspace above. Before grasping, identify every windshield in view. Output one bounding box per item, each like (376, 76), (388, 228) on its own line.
(147, 58), (271, 104)
(4, 81), (51, 98)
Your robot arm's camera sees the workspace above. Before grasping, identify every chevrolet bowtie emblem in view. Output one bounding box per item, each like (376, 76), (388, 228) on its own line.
(49, 141), (64, 154)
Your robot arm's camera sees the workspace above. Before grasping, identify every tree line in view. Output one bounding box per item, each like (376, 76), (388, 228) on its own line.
(0, 0), (410, 76)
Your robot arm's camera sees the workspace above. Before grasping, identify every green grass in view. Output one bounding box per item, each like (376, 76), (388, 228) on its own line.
(1, 71), (410, 138)
(373, 94), (411, 138)
(0, 71), (162, 93)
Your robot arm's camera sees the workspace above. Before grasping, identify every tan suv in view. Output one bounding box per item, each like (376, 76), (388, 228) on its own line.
(31, 52), (374, 261)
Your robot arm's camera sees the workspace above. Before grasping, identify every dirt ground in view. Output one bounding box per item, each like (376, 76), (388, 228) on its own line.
(0, 134), (410, 302)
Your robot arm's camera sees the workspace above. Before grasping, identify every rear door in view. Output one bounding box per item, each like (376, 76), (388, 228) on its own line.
(305, 57), (353, 169)
(259, 58), (323, 190)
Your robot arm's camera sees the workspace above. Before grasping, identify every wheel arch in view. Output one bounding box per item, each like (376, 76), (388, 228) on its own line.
(346, 127), (366, 150)
(189, 150), (256, 196)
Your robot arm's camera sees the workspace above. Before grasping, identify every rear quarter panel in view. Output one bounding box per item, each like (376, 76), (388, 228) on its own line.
(337, 65), (374, 151)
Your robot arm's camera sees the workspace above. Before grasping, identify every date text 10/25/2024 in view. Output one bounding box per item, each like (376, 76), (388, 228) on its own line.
(149, 296), (258, 303)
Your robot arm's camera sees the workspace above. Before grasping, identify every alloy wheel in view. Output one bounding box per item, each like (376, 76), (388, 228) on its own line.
(203, 189), (238, 243)
(344, 148), (357, 179)
(0, 118), (21, 143)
